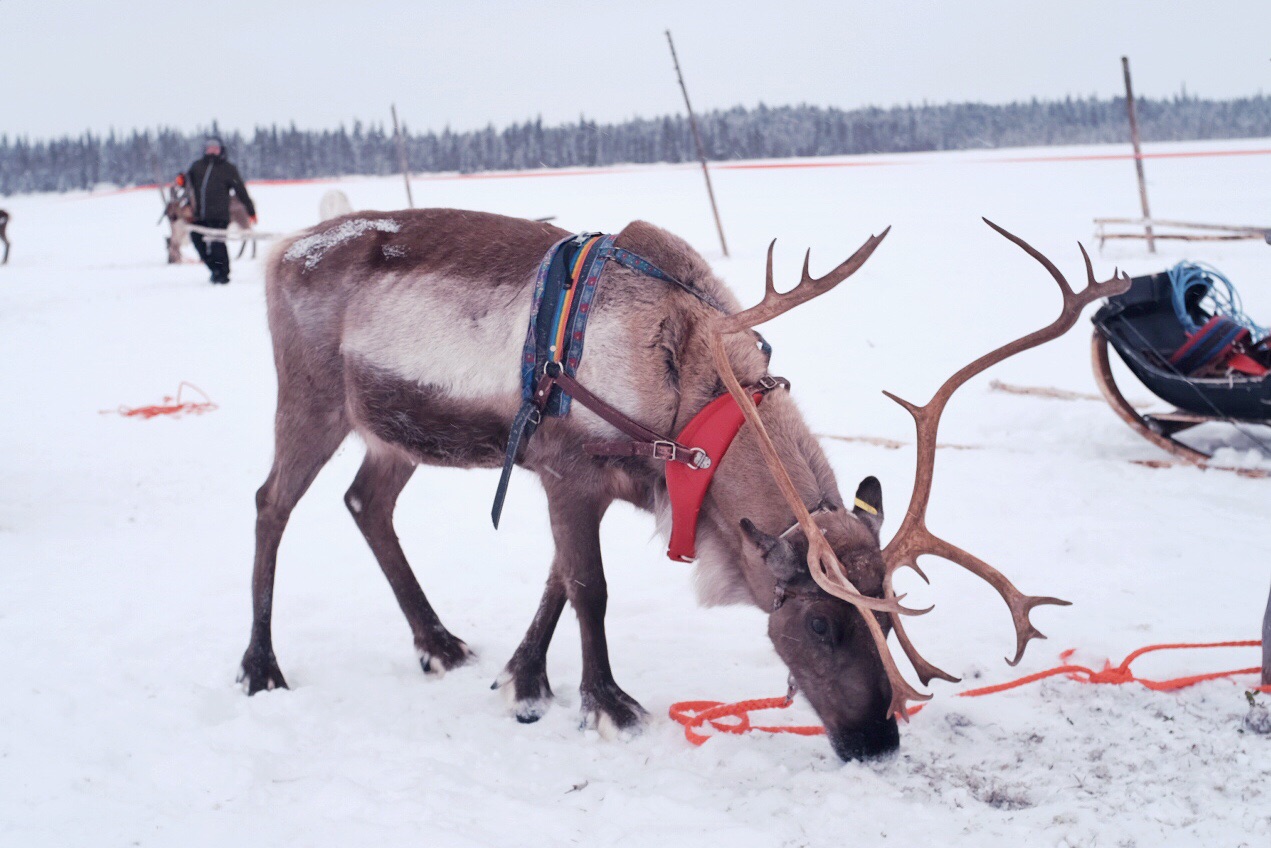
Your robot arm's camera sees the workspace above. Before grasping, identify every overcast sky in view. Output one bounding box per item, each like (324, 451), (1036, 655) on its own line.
(3, 0), (1268, 139)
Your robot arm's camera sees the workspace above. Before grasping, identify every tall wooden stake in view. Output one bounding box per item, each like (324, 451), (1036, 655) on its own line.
(1121, 56), (1155, 252)
(1262, 580), (1270, 686)
(666, 30), (728, 257)
(391, 103), (415, 209)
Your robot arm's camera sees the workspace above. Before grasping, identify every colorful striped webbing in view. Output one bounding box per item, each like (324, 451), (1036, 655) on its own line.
(548, 236), (600, 360)
(495, 229), (746, 528)
(519, 232), (614, 417)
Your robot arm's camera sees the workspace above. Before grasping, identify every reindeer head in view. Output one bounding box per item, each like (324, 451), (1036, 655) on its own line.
(740, 478), (900, 759)
(710, 223), (1130, 761)
(163, 183), (194, 224)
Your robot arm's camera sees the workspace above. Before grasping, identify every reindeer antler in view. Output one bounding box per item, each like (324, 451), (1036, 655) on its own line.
(708, 227), (937, 720)
(711, 228), (904, 616)
(710, 222), (1130, 721)
(717, 231), (890, 334)
(881, 219), (1131, 686)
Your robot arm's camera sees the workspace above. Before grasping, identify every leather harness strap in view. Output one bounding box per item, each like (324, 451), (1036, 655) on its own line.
(535, 363), (790, 562)
(584, 438), (710, 466)
(492, 229), (788, 547)
(538, 364), (788, 469)
(534, 364), (707, 469)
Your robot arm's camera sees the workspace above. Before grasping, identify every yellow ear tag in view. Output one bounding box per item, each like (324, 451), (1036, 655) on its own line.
(853, 497), (878, 516)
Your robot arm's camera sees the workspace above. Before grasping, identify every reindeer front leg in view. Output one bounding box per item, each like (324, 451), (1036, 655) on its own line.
(543, 485), (648, 737)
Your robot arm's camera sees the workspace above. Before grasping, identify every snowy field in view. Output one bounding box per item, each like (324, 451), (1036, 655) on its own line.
(2, 139), (1269, 847)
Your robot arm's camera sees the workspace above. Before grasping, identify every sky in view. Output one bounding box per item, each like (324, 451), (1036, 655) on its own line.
(3, 0), (1269, 139)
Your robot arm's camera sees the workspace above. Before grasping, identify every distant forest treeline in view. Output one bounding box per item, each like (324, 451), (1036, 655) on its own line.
(3, 94), (1270, 195)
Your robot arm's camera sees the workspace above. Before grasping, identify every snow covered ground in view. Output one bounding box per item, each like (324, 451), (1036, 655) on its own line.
(2, 139), (1269, 847)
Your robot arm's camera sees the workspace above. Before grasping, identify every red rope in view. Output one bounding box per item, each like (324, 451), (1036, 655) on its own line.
(100, 381), (218, 419)
(669, 640), (1268, 746)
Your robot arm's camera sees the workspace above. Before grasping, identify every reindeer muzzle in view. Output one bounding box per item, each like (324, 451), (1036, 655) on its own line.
(829, 716), (900, 762)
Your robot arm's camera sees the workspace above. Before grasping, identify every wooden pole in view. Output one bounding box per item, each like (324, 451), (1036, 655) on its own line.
(666, 30), (728, 258)
(1263, 578), (1271, 686)
(1121, 56), (1155, 252)
(391, 104), (415, 209)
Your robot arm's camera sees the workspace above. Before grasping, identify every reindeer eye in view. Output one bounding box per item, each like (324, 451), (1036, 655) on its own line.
(809, 616), (829, 636)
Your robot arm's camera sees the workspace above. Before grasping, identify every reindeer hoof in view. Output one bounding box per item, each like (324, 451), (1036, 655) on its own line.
(238, 649), (288, 695)
(492, 668), (554, 723)
(417, 635), (474, 678)
(581, 683), (647, 739)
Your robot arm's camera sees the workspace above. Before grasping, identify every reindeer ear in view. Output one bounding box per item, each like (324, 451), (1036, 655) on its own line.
(852, 476), (884, 537)
(740, 518), (803, 582)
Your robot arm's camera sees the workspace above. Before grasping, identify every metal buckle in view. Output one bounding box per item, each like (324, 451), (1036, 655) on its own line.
(653, 441), (712, 469)
(756, 375), (788, 392)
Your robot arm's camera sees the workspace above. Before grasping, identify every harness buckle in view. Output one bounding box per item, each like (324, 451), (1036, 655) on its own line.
(755, 375), (790, 393)
(653, 441), (712, 469)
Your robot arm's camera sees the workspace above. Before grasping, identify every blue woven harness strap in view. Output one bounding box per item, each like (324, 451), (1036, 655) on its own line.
(599, 245), (731, 314)
(491, 233), (777, 528)
(493, 233), (613, 528)
(598, 245), (771, 358)
(516, 233), (573, 405)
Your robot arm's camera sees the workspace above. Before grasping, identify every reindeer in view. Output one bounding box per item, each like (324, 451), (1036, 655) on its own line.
(161, 186), (255, 263)
(319, 189), (353, 221)
(228, 196), (257, 259)
(239, 208), (1127, 760)
(160, 186), (194, 264)
(1, 209), (10, 265)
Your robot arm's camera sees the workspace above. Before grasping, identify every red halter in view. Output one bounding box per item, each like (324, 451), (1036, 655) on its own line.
(530, 365), (787, 562)
(665, 382), (780, 562)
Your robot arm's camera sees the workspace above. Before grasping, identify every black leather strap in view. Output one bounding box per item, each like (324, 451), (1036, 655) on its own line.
(491, 400), (541, 529)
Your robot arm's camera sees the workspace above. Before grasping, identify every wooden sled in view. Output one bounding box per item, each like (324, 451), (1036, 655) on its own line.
(1091, 271), (1271, 467)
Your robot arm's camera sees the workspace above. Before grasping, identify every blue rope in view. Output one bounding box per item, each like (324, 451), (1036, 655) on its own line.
(1167, 261), (1267, 342)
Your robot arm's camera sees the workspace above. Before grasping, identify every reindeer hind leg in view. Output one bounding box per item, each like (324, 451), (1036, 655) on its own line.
(239, 385), (350, 694)
(344, 451), (474, 676)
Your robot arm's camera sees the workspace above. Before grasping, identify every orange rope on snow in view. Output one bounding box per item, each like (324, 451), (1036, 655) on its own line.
(100, 381), (218, 419)
(668, 697), (821, 746)
(669, 640), (1268, 747)
(958, 641), (1263, 696)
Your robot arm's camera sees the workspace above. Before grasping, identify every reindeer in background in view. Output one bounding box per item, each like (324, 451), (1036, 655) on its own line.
(228, 196), (257, 259)
(0, 209), (10, 265)
(160, 183), (193, 264)
(319, 189), (353, 221)
(160, 180), (256, 263)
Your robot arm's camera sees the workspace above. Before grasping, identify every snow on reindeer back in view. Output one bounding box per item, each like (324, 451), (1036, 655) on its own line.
(284, 218), (402, 271)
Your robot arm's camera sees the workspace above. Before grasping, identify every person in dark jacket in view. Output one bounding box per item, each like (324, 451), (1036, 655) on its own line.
(186, 137), (256, 284)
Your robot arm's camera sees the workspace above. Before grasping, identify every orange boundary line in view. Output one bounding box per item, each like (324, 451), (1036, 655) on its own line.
(65, 144), (1271, 198)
